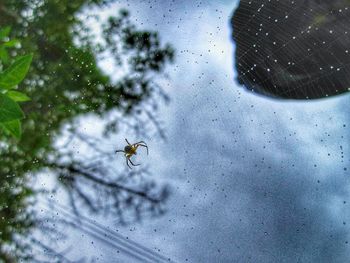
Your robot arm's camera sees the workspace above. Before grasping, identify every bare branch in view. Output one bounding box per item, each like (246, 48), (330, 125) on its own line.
(48, 162), (162, 203)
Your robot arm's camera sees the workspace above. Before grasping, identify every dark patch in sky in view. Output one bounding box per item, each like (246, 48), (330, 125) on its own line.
(232, 0), (350, 100)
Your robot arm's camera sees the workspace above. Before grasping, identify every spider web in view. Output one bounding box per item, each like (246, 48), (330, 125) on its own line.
(231, 0), (350, 99)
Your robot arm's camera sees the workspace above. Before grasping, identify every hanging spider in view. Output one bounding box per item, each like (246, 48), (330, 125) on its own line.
(115, 139), (148, 169)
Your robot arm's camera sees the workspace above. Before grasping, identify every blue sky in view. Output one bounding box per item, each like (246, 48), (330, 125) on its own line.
(37, 1), (350, 262)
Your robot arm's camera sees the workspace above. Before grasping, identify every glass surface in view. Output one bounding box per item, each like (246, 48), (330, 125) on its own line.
(0, 0), (349, 262)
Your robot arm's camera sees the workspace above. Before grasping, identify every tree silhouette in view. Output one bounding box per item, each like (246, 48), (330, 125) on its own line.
(0, 0), (174, 261)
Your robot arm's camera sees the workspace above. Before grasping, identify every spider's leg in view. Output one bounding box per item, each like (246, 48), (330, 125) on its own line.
(128, 158), (140, 166)
(137, 144), (148, 155)
(115, 150), (124, 154)
(126, 158), (132, 169)
(125, 138), (131, 145)
(134, 141), (147, 145)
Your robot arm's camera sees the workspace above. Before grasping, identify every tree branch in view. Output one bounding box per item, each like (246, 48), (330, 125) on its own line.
(47, 162), (161, 203)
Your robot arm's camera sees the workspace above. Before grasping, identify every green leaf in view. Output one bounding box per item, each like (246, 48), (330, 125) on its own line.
(7, 91), (31, 102)
(1, 119), (21, 139)
(0, 93), (24, 122)
(0, 47), (9, 64)
(3, 39), (20, 48)
(0, 54), (33, 89)
(0, 26), (11, 40)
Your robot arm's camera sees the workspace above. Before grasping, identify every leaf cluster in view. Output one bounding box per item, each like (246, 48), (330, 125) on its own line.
(0, 27), (32, 139)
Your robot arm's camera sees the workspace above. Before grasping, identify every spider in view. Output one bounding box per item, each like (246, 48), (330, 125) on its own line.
(115, 139), (148, 169)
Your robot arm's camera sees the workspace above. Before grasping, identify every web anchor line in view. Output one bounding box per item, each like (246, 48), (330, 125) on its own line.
(40, 200), (174, 263)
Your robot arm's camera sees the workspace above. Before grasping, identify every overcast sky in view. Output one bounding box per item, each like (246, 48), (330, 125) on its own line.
(43, 1), (350, 262)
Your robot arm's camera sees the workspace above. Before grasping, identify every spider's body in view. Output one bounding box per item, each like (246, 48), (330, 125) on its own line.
(124, 145), (134, 154)
(115, 139), (148, 168)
